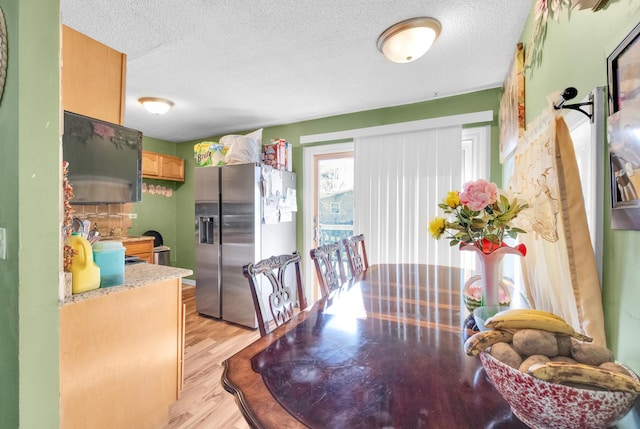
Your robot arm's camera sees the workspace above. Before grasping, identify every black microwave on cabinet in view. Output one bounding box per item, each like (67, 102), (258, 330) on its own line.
(62, 111), (143, 204)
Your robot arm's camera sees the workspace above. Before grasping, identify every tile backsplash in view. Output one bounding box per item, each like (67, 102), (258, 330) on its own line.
(71, 203), (133, 237)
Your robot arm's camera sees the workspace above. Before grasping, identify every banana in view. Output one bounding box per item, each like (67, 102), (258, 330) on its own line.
(464, 329), (514, 356)
(485, 312), (593, 342)
(492, 308), (565, 322)
(528, 361), (640, 394)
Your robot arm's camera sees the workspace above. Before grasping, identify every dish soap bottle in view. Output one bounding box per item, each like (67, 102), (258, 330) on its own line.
(67, 232), (100, 294)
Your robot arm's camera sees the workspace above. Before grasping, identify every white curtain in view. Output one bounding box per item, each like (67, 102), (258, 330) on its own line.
(509, 107), (606, 346)
(353, 126), (462, 266)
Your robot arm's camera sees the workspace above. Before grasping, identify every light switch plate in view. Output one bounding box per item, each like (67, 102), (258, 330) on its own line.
(0, 227), (6, 260)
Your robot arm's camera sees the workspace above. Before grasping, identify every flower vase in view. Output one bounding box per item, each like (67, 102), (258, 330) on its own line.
(460, 243), (525, 310)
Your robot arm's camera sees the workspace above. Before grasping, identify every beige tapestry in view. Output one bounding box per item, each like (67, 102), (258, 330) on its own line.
(509, 107), (606, 346)
(499, 42), (525, 163)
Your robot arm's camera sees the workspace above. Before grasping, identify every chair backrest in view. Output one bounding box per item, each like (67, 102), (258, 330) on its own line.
(342, 234), (369, 277)
(309, 242), (346, 297)
(242, 251), (307, 337)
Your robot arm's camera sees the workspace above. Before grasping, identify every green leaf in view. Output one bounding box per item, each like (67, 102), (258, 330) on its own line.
(510, 227), (527, 234)
(470, 218), (486, 228)
(485, 234), (500, 244)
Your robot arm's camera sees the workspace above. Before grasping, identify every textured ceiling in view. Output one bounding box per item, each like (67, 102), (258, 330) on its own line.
(60, 0), (534, 143)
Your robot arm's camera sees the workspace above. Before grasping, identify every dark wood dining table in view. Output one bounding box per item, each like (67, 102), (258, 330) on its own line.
(222, 263), (529, 428)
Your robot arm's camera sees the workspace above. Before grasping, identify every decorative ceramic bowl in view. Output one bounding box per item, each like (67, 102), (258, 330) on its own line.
(479, 351), (639, 429)
(463, 275), (512, 312)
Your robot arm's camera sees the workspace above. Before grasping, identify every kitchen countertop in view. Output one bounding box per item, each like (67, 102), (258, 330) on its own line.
(102, 235), (155, 243)
(62, 263), (192, 305)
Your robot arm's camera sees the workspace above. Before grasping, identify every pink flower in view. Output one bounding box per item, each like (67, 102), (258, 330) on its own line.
(459, 179), (498, 211)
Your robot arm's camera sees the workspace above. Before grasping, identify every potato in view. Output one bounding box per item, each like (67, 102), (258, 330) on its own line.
(519, 354), (550, 373)
(551, 356), (578, 364)
(490, 342), (523, 369)
(512, 329), (559, 357)
(599, 362), (633, 377)
(571, 343), (614, 366)
(556, 334), (573, 357)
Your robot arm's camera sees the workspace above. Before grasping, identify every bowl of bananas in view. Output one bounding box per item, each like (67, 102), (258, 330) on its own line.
(464, 308), (640, 429)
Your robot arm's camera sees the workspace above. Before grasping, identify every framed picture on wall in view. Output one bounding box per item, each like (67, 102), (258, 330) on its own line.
(607, 22), (640, 230)
(607, 22), (640, 114)
(499, 43), (525, 163)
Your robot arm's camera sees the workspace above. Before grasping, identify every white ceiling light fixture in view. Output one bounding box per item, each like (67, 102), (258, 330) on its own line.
(139, 97), (174, 115)
(377, 17), (442, 64)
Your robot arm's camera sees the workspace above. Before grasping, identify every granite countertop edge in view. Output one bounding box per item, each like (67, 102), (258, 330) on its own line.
(62, 264), (193, 305)
(101, 235), (155, 243)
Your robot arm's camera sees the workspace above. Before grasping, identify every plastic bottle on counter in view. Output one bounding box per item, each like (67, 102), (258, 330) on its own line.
(92, 241), (125, 287)
(67, 232), (101, 294)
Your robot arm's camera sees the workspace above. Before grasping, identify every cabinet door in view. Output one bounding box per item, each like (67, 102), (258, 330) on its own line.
(122, 239), (154, 264)
(160, 155), (185, 181)
(60, 279), (182, 429)
(61, 25), (126, 125)
(142, 151), (160, 177)
(142, 151), (185, 181)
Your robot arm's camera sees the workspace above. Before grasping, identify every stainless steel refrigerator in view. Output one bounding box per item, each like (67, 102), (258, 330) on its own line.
(194, 163), (297, 329)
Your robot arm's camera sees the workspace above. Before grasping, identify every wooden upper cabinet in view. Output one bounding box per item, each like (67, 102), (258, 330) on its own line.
(141, 151), (161, 177)
(61, 25), (126, 125)
(161, 155), (185, 181)
(142, 151), (185, 182)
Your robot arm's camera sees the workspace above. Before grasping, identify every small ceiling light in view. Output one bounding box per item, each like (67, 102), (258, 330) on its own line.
(138, 97), (174, 115)
(377, 17), (441, 64)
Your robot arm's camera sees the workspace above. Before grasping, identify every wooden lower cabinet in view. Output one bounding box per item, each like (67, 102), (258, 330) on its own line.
(60, 279), (183, 429)
(121, 237), (154, 264)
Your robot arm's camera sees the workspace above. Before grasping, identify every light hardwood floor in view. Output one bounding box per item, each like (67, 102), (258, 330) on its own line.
(164, 285), (259, 429)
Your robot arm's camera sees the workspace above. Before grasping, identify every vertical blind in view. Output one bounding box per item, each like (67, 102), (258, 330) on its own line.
(353, 126), (463, 266)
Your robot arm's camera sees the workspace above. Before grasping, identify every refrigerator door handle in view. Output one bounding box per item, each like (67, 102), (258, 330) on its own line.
(216, 215), (221, 244)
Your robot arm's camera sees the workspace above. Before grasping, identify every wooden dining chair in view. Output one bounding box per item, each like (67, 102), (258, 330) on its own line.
(242, 251), (307, 337)
(342, 234), (369, 277)
(309, 242), (346, 297)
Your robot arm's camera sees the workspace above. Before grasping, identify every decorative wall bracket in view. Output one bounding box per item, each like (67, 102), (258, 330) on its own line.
(553, 87), (594, 122)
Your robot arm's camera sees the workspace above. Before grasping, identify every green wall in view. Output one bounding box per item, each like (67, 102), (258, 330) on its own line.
(0, 1), (20, 426)
(172, 89), (501, 280)
(0, 0), (61, 427)
(518, 2), (640, 377)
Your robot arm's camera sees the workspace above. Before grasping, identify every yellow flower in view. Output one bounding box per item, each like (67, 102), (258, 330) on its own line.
(428, 217), (446, 239)
(444, 191), (460, 208)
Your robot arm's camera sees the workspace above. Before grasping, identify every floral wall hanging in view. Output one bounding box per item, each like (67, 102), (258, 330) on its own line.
(526, 0), (611, 71)
(527, 0), (572, 70)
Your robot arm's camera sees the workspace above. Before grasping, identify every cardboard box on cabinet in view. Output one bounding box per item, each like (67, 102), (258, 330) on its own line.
(263, 139), (290, 170)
